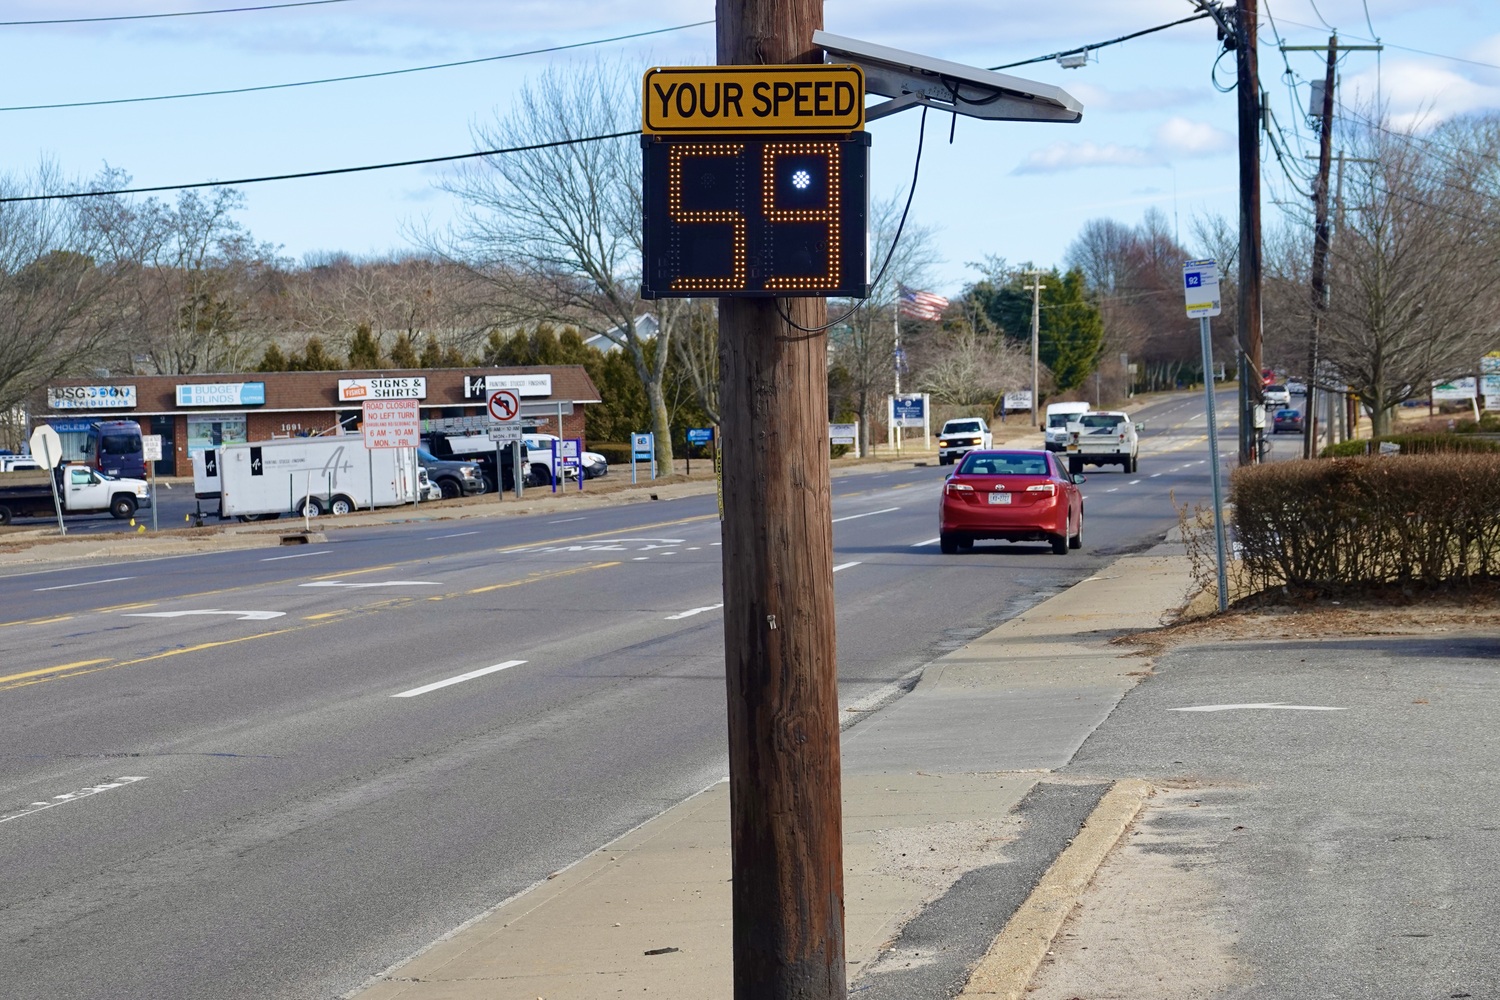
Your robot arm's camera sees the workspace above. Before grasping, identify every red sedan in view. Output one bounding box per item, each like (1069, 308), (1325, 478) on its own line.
(938, 449), (1084, 555)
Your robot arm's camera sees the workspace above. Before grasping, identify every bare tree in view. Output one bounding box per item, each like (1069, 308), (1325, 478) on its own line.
(437, 58), (678, 468)
(916, 321), (1030, 411)
(0, 162), (124, 415)
(1316, 112), (1500, 433)
(828, 192), (942, 454)
(671, 300), (720, 425)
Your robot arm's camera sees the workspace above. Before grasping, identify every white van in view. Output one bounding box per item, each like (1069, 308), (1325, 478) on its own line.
(1043, 402), (1091, 451)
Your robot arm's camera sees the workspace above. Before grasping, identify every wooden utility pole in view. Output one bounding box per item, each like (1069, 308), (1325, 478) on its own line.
(716, 2), (846, 997)
(1303, 36), (1337, 459)
(1234, 0), (1263, 464)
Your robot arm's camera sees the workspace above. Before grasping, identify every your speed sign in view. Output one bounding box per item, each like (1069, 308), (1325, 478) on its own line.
(487, 389), (521, 423)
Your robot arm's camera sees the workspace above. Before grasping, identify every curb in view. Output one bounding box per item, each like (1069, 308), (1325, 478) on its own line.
(959, 778), (1155, 998)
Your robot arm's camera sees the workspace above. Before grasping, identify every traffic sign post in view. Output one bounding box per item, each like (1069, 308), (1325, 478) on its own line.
(142, 434), (163, 531)
(631, 432), (655, 483)
(487, 389), (521, 424)
(1185, 258), (1229, 612)
(483, 390), (523, 500)
(362, 399), (421, 508)
(27, 424), (66, 535)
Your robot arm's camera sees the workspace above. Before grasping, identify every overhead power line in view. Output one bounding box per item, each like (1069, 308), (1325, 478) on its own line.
(0, 19), (714, 113)
(0, 0), (356, 26)
(988, 11), (1212, 71)
(0, 130), (639, 204)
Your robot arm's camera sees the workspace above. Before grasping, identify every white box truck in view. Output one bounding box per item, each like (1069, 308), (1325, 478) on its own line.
(205, 436), (417, 520)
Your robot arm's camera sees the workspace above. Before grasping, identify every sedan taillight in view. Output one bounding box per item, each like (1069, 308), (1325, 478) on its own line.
(1025, 483), (1057, 495)
(945, 482), (974, 497)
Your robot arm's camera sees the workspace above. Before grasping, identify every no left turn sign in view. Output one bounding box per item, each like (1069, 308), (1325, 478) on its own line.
(487, 389), (521, 423)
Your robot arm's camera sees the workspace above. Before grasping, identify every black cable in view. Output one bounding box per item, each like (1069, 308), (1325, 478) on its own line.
(0, 20), (714, 113)
(0, 0), (354, 25)
(0, 130), (639, 203)
(988, 11), (1211, 71)
(773, 108), (930, 337)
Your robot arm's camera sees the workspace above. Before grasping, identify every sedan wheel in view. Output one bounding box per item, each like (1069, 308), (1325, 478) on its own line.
(940, 532), (959, 555)
(1051, 513), (1070, 555)
(1069, 507), (1083, 549)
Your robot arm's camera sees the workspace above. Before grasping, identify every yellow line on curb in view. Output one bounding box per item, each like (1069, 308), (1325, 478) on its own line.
(960, 779), (1154, 998)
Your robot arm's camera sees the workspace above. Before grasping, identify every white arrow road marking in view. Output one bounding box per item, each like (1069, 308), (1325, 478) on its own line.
(1, 776), (146, 824)
(832, 506), (900, 524)
(666, 604), (724, 620)
(125, 609), (286, 621)
(394, 660), (526, 698)
(1171, 703), (1348, 713)
(34, 576), (135, 592)
(300, 580), (440, 588)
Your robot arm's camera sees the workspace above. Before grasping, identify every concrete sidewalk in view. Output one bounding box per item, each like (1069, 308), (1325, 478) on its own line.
(350, 548), (1194, 1000)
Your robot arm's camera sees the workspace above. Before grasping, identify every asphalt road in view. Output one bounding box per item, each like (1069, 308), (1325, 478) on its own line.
(0, 390), (1235, 1000)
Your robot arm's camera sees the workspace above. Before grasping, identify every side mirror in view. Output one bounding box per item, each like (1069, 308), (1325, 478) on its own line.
(1135, 422), (1145, 432)
(1074, 473), (1087, 484)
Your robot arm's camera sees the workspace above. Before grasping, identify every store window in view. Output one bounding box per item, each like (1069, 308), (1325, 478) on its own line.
(186, 414), (247, 455)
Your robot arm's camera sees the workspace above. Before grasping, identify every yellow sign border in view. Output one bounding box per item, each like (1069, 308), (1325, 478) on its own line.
(642, 64), (865, 135)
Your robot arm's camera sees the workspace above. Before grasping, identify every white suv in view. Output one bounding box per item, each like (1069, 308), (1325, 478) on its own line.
(937, 418), (993, 465)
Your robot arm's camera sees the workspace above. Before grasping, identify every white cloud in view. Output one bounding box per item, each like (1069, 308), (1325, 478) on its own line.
(1067, 82), (1209, 113)
(1012, 117), (1230, 174)
(1013, 140), (1154, 173)
(1342, 58), (1500, 129)
(1153, 116), (1233, 156)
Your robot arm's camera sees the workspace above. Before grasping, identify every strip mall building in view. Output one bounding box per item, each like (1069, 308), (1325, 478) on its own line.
(39, 366), (601, 476)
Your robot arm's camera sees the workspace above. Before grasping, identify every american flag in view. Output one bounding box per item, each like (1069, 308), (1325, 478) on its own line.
(898, 285), (949, 321)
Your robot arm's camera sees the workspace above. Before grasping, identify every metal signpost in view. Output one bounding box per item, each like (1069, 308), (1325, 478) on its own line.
(142, 433), (163, 531)
(631, 432), (655, 483)
(1184, 259), (1230, 612)
(28, 424), (66, 535)
(485, 390), (523, 499)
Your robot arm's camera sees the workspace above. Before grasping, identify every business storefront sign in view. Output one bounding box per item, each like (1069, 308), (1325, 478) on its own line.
(175, 382), (266, 407)
(1432, 377), (1477, 401)
(337, 377), (427, 401)
(463, 373), (553, 399)
(47, 385), (137, 409)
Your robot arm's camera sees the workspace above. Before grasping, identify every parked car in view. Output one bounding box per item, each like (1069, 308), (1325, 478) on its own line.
(1263, 384), (1292, 408)
(937, 418), (993, 465)
(1272, 408), (1304, 434)
(416, 448), (486, 499)
(419, 467), (443, 502)
(938, 449), (1084, 556)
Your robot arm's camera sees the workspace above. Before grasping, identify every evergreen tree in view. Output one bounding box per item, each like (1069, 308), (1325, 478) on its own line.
(296, 335), (341, 371)
(347, 323), (384, 369)
(1040, 268), (1104, 392)
(388, 333), (420, 369)
(416, 334), (443, 368)
(256, 342), (290, 372)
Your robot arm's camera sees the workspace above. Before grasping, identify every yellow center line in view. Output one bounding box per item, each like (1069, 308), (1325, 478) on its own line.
(0, 658), (111, 688)
(466, 561), (620, 595)
(96, 601), (157, 613)
(0, 614), (75, 629)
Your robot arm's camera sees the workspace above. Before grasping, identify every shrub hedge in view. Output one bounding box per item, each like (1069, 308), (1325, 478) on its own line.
(1320, 433), (1500, 458)
(1231, 454), (1500, 592)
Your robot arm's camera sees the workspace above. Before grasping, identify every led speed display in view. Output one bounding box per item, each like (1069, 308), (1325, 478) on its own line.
(641, 134), (869, 299)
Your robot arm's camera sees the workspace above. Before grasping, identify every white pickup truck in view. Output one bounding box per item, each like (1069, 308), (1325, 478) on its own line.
(0, 465), (152, 524)
(1064, 411), (1142, 474)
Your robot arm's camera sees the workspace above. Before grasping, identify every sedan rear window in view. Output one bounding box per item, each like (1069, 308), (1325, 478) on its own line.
(959, 454), (1049, 476)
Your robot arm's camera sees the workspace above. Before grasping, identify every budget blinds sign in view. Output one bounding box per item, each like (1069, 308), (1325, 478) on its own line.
(176, 382), (266, 407)
(338, 377), (427, 401)
(47, 385), (137, 409)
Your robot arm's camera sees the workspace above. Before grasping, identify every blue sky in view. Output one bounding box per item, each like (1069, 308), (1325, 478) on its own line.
(1, 0), (1495, 297)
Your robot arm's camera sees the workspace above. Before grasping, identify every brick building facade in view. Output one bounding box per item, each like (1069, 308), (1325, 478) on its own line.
(40, 366), (601, 476)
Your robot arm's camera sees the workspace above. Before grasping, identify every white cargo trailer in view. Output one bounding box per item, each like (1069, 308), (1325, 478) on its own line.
(211, 436), (417, 520)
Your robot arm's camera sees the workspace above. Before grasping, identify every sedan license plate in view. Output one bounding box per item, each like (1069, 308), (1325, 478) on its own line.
(988, 492), (1012, 505)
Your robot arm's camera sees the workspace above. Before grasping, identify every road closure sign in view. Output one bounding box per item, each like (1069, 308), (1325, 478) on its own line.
(642, 64), (864, 134)
(1183, 259), (1222, 319)
(362, 398), (420, 449)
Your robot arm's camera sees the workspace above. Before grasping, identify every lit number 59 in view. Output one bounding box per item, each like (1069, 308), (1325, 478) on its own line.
(668, 143), (747, 293)
(763, 142), (840, 292)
